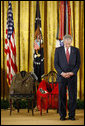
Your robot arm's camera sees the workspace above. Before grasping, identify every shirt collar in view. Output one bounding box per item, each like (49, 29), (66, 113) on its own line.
(64, 46), (71, 54)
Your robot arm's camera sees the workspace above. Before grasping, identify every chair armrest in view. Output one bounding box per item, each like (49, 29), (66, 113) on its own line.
(35, 80), (38, 92)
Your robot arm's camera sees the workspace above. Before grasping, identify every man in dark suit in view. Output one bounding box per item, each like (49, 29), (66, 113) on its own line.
(54, 35), (81, 120)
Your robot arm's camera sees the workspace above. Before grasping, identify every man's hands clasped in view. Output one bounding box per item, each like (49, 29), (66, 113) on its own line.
(61, 72), (74, 78)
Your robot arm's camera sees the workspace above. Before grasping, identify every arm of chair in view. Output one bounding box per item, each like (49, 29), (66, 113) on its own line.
(41, 74), (48, 81)
(35, 80), (39, 92)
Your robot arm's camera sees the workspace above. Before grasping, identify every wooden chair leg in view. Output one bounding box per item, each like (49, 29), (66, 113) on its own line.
(40, 108), (42, 116)
(47, 109), (48, 113)
(16, 100), (19, 113)
(40, 97), (42, 116)
(10, 98), (12, 115)
(28, 99), (29, 113)
(57, 108), (59, 113)
(47, 95), (49, 114)
(28, 108), (29, 113)
(32, 99), (34, 116)
(18, 108), (19, 113)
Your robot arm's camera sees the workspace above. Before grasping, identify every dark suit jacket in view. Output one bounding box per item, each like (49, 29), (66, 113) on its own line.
(54, 46), (81, 82)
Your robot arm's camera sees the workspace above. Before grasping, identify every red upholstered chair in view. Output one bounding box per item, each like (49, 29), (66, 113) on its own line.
(37, 71), (59, 115)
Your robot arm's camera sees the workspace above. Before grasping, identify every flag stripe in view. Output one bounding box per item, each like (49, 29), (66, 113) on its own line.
(66, 1), (68, 34)
(59, 1), (65, 40)
(56, 1), (60, 39)
(64, 1), (66, 35)
(67, 1), (71, 35)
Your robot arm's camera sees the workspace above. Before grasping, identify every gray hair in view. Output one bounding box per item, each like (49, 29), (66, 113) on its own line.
(63, 34), (72, 41)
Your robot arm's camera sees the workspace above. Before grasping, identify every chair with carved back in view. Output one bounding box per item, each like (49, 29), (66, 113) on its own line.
(40, 71), (59, 115)
(9, 71), (38, 116)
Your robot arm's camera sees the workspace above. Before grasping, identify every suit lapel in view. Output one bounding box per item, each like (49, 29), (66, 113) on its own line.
(69, 46), (75, 64)
(62, 46), (68, 65)
(69, 46), (72, 64)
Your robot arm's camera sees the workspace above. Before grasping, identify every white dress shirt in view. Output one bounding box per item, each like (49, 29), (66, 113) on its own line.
(64, 46), (71, 55)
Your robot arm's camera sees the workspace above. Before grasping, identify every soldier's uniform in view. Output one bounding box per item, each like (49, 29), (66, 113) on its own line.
(10, 71), (38, 95)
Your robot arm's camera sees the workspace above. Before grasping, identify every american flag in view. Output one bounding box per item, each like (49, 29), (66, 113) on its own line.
(5, 1), (17, 87)
(34, 40), (40, 50)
